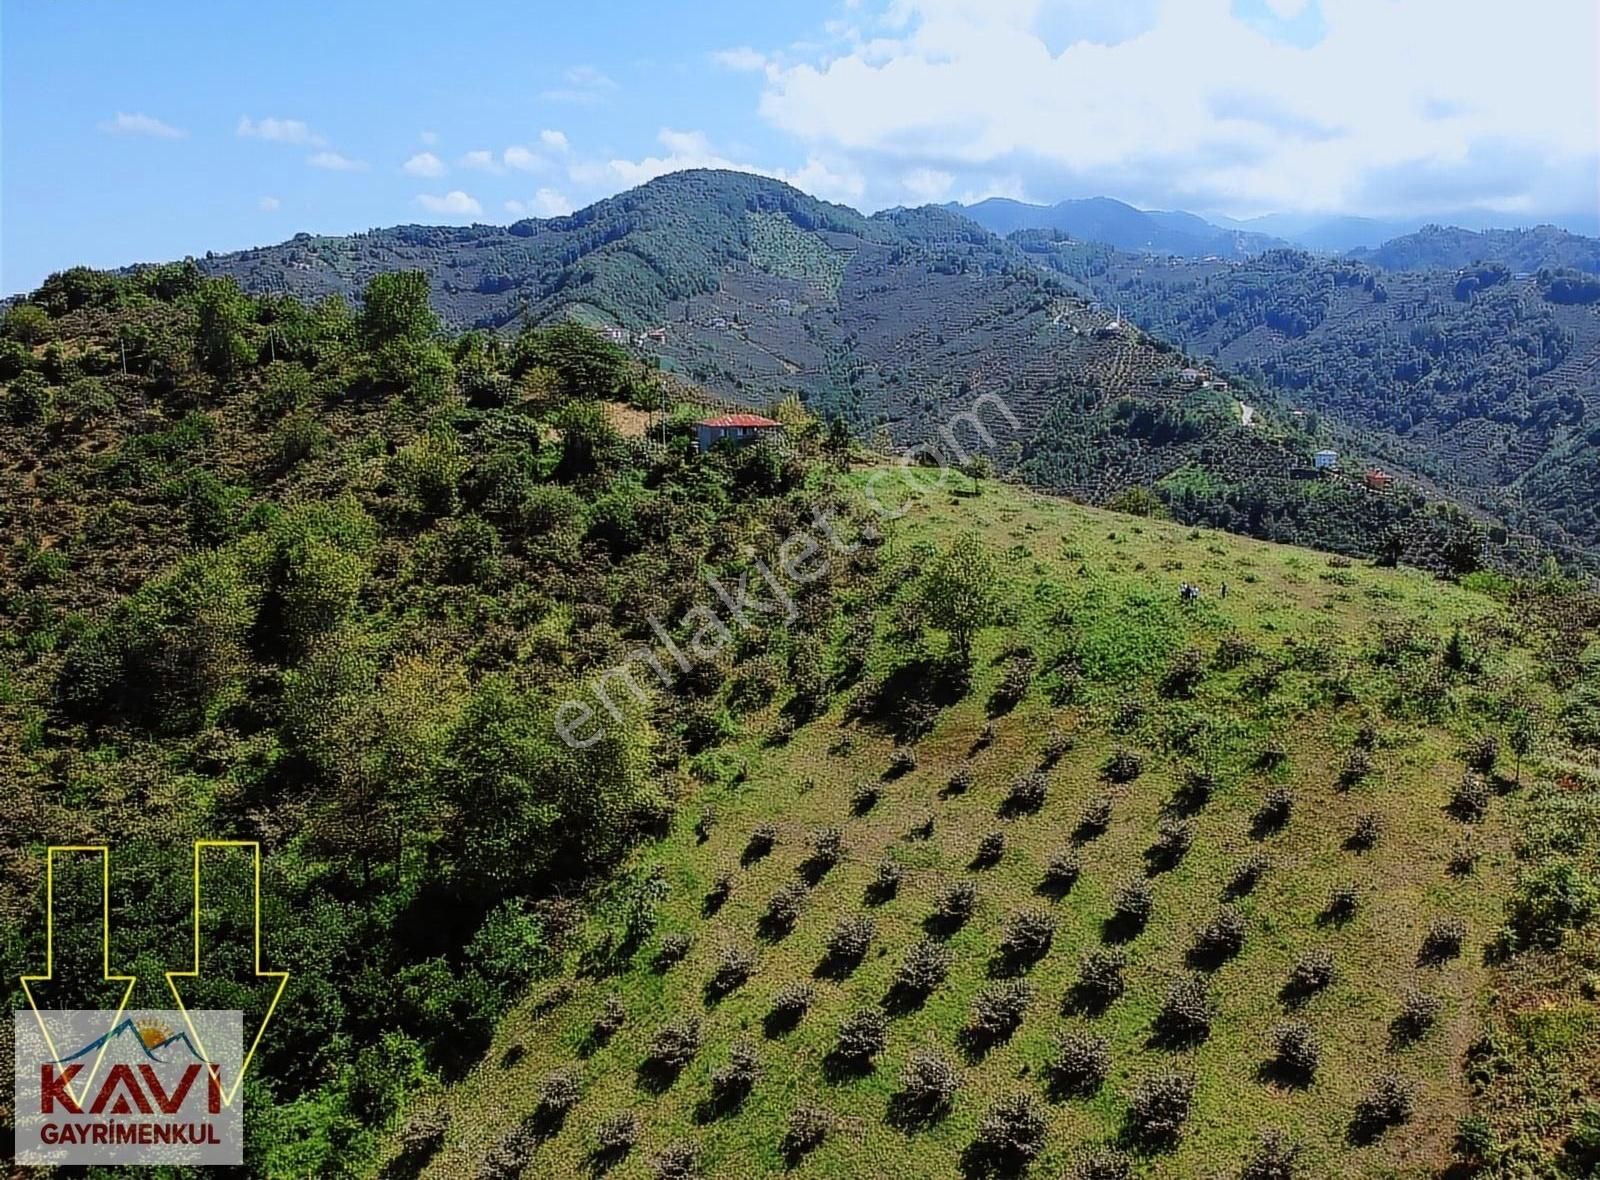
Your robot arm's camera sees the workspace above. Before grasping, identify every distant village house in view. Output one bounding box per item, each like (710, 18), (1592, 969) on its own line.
(601, 326), (630, 345)
(1364, 468), (1393, 490)
(695, 413), (783, 452)
(1313, 449), (1339, 471)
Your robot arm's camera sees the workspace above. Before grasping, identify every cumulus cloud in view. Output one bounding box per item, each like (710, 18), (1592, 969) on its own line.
(747, 0), (1599, 219)
(237, 116), (325, 146)
(503, 145), (544, 172)
(567, 128), (865, 206)
(308, 150), (367, 172)
(540, 129), (570, 151)
(543, 64), (616, 103)
(417, 190), (483, 217)
(403, 151), (446, 177)
(460, 149), (503, 173)
(505, 189), (575, 218)
(713, 46), (768, 71)
(100, 112), (186, 139)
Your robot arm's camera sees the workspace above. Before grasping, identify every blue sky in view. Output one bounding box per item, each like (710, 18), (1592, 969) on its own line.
(4, 0), (1596, 293)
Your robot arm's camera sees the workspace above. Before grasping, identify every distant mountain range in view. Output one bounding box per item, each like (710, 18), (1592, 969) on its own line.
(952, 196), (1600, 263)
(1025, 235), (1600, 555)
(180, 168), (1578, 570)
(952, 196), (1290, 259)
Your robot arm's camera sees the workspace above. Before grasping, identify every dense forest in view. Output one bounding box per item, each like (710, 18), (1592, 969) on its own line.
(0, 262), (889, 1173)
(1030, 241), (1600, 558)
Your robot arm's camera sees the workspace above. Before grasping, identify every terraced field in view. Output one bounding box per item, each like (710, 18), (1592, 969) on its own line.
(393, 473), (1544, 1179)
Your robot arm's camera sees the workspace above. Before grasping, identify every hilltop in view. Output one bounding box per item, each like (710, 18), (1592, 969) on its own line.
(148, 170), (1526, 574)
(1350, 225), (1600, 276)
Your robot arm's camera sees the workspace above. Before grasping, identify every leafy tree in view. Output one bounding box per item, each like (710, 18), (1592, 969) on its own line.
(193, 277), (256, 382)
(920, 532), (997, 663)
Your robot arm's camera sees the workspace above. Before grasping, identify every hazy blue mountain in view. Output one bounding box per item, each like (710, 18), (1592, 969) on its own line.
(952, 196), (1288, 258)
(1349, 224), (1600, 274)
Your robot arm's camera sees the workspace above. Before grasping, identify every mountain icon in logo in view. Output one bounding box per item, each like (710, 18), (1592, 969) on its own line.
(58, 1017), (206, 1065)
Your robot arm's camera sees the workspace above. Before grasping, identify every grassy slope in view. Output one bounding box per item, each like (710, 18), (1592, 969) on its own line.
(402, 474), (1527, 1179)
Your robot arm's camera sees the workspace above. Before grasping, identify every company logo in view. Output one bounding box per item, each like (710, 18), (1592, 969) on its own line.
(14, 1009), (243, 1166)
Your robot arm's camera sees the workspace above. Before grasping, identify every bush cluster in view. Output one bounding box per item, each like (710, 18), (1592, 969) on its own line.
(1043, 846), (1083, 892)
(1254, 786), (1294, 833)
(1068, 1148), (1134, 1180)
(1156, 973), (1213, 1045)
(1393, 988), (1441, 1042)
(1272, 1020), (1320, 1084)
(896, 939), (954, 996)
(651, 1140), (702, 1180)
(1352, 1074), (1415, 1140)
(782, 1104), (831, 1160)
(655, 932), (693, 971)
(1421, 916), (1466, 963)
(868, 856), (902, 902)
(1125, 1069), (1196, 1147)
(763, 880), (808, 936)
(823, 915), (875, 971)
(1076, 793), (1115, 840)
(1227, 850), (1270, 897)
(968, 979), (1034, 1043)
(1449, 772), (1490, 822)
(946, 764), (974, 795)
(1071, 946), (1128, 1010)
(1047, 1030), (1111, 1097)
(933, 879), (977, 926)
(1284, 949), (1336, 998)
(745, 821), (778, 861)
(709, 1039), (760, 1106)
(1104, 746), (1144, 783)
(972, 829), (1006, 868)
(1109, 878), (1155, 934)
(971, 1093), (1049, 1172)
(706, 943), (755, 998)
(1241, 1129), (1306, 1180)
(1002, 771), (1048, 816)
(1191, 906), (1247, 965)
(592, 1110), (640, 1159)
(645, 1017), (702, 1072)
(833, 1008), (889, 1068)
(850, 781), (880, 815)
(896, 1049), (961, 1121)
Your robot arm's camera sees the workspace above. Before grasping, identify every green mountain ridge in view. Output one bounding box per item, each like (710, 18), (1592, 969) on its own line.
(1024, 236), (1600, 559)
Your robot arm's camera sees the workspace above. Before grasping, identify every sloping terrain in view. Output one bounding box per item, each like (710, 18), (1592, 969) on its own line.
(390, 473), (1600, 1180)
(176, 170), (1549, 574)
(1028, 239), (1600, 558)
(1350, 225), (1600, 275)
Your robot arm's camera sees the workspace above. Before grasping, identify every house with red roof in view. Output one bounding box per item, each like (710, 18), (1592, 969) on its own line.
(695, 413), (783, 452)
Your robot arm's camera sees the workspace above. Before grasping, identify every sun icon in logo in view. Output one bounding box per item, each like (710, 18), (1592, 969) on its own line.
(135, 1019), (175, 1050)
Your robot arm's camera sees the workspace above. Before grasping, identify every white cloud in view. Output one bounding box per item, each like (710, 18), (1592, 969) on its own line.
(505, 188), (575, 218)
(543, 64), (616, 103)
(460, 149), (503, 173)
(902, 167), (954, 202)
(503, 145), (544, 172)
(100, 112), (186, 139)
(237, 116), (325, 146)
(567, 128), (865, 206)
(713, 46), (768, 71)
(307, 150), (367, 172)
(403, 151), (446, 177)
(540, 129), (570, 152)
(417, 190), (484, 217)
(259, 196), (281, 212)
(747, 0), (1600, 219)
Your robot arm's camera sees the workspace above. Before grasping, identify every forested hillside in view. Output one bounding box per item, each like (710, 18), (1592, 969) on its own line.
(1350, 225), (1600, 275)
(166, 170), (1558, 576)
(0, 251), (1598, 1179)
(1028, 238), (1600, 558)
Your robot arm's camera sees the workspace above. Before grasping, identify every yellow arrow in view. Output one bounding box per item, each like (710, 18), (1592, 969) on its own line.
(18, 845), (138, 1110)
(165, 840), (289, 1108)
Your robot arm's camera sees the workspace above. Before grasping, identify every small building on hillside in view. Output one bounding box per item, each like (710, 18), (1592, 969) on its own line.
(1179, 367), (1203, 385)
(1313, 449), (1339, 471)
(1364, 468), (1393, 490)
(600, 326), (631, 345)
(696, 413), (783, 453)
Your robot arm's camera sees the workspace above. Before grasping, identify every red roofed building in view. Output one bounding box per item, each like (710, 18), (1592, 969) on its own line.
(696, 413), (783, 452)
